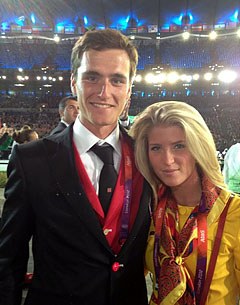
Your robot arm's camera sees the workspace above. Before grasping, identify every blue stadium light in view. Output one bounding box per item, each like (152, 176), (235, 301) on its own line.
(179, 12), (194, 25)
(1, 22), (8, 31)
(83, 16), (88, 26)
(30, 13), (36, 25)
(230, 10), (239, 22)
(111, 16), (128, 30)
(172, 14), (183, 26)
(15, 16), (25, 26)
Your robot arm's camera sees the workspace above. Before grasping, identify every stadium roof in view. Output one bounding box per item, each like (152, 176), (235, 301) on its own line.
(1, 0), (239, 31)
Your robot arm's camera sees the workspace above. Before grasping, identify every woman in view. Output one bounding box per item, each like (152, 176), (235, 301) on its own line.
(130, 101), (240, 305)
(12, 125), (39, 144)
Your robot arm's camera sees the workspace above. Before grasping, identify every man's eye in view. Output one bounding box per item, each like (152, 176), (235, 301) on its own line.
(82, 75), (98, 83)
(112, 78), (125, 86)
(87, 76), (97, 82)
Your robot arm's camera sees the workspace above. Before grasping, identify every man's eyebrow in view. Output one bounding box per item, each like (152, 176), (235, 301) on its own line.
(111, 73), (127, 80)
(82, 71), (100, 77)
(81, 71), (127, 80)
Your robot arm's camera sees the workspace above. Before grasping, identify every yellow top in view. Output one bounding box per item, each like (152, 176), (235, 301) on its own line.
(145, 189), (240, 305)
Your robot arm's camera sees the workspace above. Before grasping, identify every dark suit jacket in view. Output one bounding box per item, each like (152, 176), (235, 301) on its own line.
(49, 121), (67, 135)
(0, 125), (151, 305)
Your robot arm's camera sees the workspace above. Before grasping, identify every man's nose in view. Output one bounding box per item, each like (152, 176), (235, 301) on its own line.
(97, 81), (111, 99)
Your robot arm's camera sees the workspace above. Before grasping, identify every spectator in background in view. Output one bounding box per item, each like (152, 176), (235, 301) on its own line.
(50, 96), (80, 135)
(8, 125), (38, 159)
(222, 143), (240, 194)
(130, 101), (240, 305)
(0, 125), (13, 159)
(12, 126), (39, 144)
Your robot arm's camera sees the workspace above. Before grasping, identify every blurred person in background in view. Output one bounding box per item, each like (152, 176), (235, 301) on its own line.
(222, 143), (240, 194)
(130, 101), (240, 305)
(50, 95), (80, 135)
(12, 127), (39, 144)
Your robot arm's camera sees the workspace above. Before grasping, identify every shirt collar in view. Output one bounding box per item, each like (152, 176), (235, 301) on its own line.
(73, 117), (121, 156)
(60, 119), (69, 127)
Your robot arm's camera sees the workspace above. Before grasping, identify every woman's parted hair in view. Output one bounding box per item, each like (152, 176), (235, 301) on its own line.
(71, 28), (138, 82)
(129, 101), (225, 200)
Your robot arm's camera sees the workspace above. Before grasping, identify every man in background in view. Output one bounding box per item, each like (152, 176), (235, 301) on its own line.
(50, 95), (80, 135)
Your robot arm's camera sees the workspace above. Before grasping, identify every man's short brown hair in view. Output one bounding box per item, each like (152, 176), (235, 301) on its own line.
(71, 29), (138, 83)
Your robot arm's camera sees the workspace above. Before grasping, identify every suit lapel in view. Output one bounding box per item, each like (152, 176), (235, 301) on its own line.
(43, 127), (113, 254)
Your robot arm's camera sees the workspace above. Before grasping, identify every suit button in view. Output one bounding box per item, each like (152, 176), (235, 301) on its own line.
(112, 262), (124, 272)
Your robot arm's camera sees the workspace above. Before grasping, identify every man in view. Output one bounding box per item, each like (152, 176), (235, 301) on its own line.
(50, 96), (80, 135)
(0, 29), (151, 305)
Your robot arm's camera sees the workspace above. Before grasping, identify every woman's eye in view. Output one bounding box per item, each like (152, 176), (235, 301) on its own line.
(150, 146), (160, 151)
(174, 143), (185, 149)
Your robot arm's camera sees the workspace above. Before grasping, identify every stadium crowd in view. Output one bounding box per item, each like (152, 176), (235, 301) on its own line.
(1, 93), (240, 160)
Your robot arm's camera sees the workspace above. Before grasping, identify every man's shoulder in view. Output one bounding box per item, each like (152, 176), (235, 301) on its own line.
(50, 121), (67, 135)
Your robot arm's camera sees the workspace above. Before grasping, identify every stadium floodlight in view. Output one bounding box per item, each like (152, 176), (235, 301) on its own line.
(134, 74), (142, 82)
(167, 71), (179, 84)
(192, 74), (200, 80)
(180, 74), (192, 82)
(209, 31), (217, 40)
(155, 73), (166, 83)
(53, 35), (60, 43)
(14, 84), (25, 87)
(204, 72), (213, 81)
(237, 29), (240, 38)
(145, 73), (155, 84)
(182, 31), (190, 40)
(17, 75), (24, 81)
(218, 70), (237, 83)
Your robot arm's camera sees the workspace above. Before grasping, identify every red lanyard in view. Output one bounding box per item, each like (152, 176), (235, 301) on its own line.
(194, 197), (208, 305)
(119, 136), (133, 245)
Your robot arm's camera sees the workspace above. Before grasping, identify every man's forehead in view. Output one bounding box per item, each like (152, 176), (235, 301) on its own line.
(77, 49), (130, 73)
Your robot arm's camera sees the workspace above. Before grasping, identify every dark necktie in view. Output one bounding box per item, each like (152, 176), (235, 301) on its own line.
(91, 144), (118, 214)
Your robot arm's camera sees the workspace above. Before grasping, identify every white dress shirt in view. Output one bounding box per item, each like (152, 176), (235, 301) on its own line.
(73, 117), (121, 194)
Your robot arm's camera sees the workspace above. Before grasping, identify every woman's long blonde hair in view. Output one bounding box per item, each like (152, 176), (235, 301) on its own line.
(129, 101), (225, 201)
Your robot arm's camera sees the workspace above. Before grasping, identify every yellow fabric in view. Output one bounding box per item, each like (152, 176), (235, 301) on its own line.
(146, 189), (240, 305)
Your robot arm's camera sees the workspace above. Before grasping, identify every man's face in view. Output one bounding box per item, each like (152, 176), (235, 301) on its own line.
(61, 99), (80, 124)
(71, 49), (132, 138)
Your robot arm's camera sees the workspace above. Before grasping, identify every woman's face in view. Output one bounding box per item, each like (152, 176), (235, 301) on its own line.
(147, 124), (198, 189)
